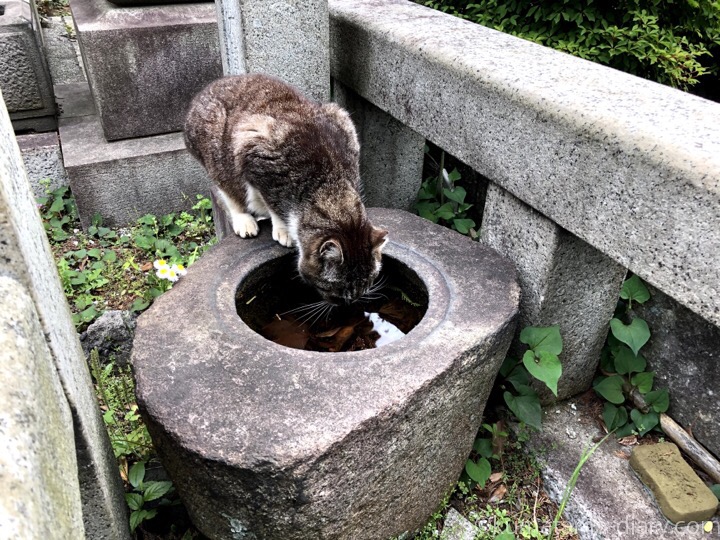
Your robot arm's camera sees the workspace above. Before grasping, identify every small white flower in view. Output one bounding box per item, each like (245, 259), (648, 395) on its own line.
(171, 263), (187, 277)
(166, 268), (179, 282)
(154, 259), (169, 270)
(156, 266), (170, 280)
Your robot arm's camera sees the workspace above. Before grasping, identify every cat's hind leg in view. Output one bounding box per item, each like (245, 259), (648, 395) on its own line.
(215, 188), (259, 238)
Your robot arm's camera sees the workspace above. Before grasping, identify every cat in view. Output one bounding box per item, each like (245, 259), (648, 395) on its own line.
(184, 74), (388, 305)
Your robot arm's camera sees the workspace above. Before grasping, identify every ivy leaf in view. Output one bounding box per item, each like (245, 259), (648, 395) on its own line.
(142, 481), (173, 502)
(519, 325), (562, 355)
(615, 423), (635, 438)
(602, 402), (628, 431)
(505, 364), (531, 391)
(610, 318), (650, 356)
(465, 457), (491, 487)
(620, 275), (650, 306)
(499, 356), (517, 378)
(630, 372), (654, 394)
(593, 375), (625, 404)
(443, 186), (467, 204)
(613, 346), (646, 375)
(473, 437), (493, 459)
(522, 350), (562, 397)
(630, 408), (659, 436)
(433, 202), (456, 221)
(129, 461), (145, 489)
(125, 493), (144, 511)
(453, 218), (476, 234)
(645, 388), (669, 413)
(504, 390), (542, 430)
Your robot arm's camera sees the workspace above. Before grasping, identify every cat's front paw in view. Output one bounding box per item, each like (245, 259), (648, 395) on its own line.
(232, 213), (259, 238)
(272, 227), (293, 248)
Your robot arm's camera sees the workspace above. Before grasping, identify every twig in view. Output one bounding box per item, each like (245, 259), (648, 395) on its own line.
(629, 389), (720, 484)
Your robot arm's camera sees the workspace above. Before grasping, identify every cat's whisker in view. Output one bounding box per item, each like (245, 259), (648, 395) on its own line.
(282, 300), (326, 316)
(307, 302), (332, 328)
(296, 301), (331, 325)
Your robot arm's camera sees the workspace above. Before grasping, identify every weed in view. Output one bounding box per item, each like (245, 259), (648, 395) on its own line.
(126, 461), (176, 533)
(37, 186), (216, 329)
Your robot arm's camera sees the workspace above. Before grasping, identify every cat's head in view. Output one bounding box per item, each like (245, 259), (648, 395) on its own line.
(298, 221), (388, 305)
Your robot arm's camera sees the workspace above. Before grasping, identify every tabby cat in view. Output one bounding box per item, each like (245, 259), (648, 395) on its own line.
(184, 74), (388, 305)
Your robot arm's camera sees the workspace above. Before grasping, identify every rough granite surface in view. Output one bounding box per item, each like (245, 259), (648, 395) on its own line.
(329, 0), (720, 327)
(0, 277), (85, 538)
(527, 399), (717, 539)
(133, 208), (520, 539)
(631, 284), (720, 460)
(81, 310), (137, 368)
(482, 184), (626, 401)
(1, 92), (130, 539)
(71, 0), (221, 140)
(17, 132), (69, 196)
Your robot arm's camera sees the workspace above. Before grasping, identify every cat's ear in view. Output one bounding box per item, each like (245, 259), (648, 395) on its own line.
(371, 228), (389, 250)
(320, 238), (344, 264)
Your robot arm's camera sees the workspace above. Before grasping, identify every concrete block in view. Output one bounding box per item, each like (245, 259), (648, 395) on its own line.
(527, 399), (715, 539)
(216, 0), (329, 101)
(0, 89), (130, 539)
(329, 0), (720, 327)
(631, 285), (720, 459)
(58, 82), (211, 228)
(71, 0), (221, 140)
(333, 80), (424, 211)
(482, 184), (627, 401)
(133, 209), (519, 539)
(17, 131), (69, 197)
(0, 0), (56, 130)
(0, 276), (85, 539)
(630, 442), (718, 523)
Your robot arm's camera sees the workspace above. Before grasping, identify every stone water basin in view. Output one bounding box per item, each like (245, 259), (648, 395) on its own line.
(132, 208), (520, 539)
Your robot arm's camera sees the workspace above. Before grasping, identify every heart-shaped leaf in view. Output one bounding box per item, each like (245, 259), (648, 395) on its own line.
(602, 402), (628, 431)
(504, 391), (542, 430)
(452, 218), (476, 234)
(443, 186), (467, 204)
(630, 372), (654, 394)
(522, 350), (562, 397)
(465, 457), (491, 487)
(620, 275), (651, 306)
(630, 408), (659, 436)
(610, 318), (650, 356)
(473, 437), (493, 459)
(593, 375), (625, 404)
(645, 388), (669, 413)
(613, 346), (646, 375)
(505, 364), (531, 391)
(520, 326), (562, 355)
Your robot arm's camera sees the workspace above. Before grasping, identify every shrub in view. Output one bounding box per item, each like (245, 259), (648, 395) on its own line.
(419, 0), (720, 92)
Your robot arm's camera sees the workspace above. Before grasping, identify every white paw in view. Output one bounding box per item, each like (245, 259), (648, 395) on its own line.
(273, 226), (293, 247)
(232, 213), (259, 238)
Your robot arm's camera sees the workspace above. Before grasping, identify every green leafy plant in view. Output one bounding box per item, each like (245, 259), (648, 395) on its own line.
(499, 326), (564, 431)
(126, 461), (175, 533)
(594, 275), (669, 437)
(415, 149), (478, 237)
(89, 349), (153, 461)
(37, 187), (216, 327)
(418, 0), (720, 92)
(465, 422), (506, 487)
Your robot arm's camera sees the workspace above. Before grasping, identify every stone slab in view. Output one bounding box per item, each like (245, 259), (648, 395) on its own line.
(329, 0), (720, 327)
(630, 442), (718, 523)
(1, 90), (130, 539)
(133, 208), (520, 539)
(58, 82), (211, 228)
(217, 0), (329, 102)
(17, 131), (69, 197)
(0, 276), (85, 538)
(71, 0), (221, 140)
(482, 184), (627, 401)
(0, 0), (56, 129)
(631, 284), (720, 459)
(526, 399), (717, 539)
(333, 80), (424, 211)
(42, 16), (86, 85)
(440, 508), (479, 540)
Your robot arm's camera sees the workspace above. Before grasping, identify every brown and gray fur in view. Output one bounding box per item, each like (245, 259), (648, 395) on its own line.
(184, 74), (388, 304)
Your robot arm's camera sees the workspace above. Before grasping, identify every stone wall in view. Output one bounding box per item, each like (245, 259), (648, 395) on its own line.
(0, 89), (130, 538)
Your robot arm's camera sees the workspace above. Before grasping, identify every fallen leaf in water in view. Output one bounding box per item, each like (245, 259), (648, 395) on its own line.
(317, 325), (356, 352)
(378, 299), (421, 333)
(261, 319), (309, 350)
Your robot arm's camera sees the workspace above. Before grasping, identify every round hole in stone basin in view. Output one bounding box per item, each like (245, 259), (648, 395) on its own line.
(235, 253), (428, 352)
